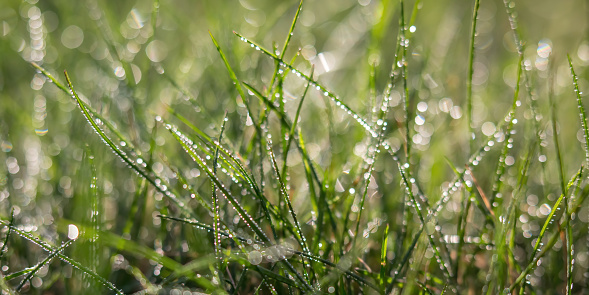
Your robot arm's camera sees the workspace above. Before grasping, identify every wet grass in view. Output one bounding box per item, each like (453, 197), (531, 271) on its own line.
(2, 0), (589, 294)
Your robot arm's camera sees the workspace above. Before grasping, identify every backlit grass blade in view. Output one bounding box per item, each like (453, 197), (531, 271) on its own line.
(397, 163), (453, 281)
(507, 166), (584, 292)
(166, 108), (264, 197)
(267, 138), (312, 284)
(532, 167), (581, 260)
(281, 66), (313, 179)
(0, 220), (124, 295)
(35, 64), (197, 218)
(4, 267), (33, 281)
(159, 216), (304, 291)
(399, 0), (411, 167)
(379, 224), (389, 291)
(209, 31), (258, 129)
(242, 81), (340, 247)
(466, 0), (481, 151)
(0, 273), (15, 295)
(444, 158), (481, 279)
(212, 113), (228, 287)
(63, 71), (197, 220)
(32, 62), (136, 151)
(164, 119), (313, 291)
(490, 53), (523, 207)
(162, 215), (379, 293)
(85, 145), (102, 292)
(0, 208), (14, 261)
(16, 239), (74, 291)
(567, 55), (589, 165)
(267, 0), (303, 94)
(234, 32), (378, 138)
(160, 117), (298, 243)
(509, 169), (587, 291)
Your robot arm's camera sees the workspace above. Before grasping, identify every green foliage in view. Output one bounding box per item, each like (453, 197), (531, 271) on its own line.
(1, 0), (589, 294)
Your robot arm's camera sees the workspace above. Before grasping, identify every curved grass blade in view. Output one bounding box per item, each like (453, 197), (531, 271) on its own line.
(63, 71), (196, 219)
(161, 214), (380, 292)
(163, 120), (313, 291)
(209, 31), (258, 129)
(166, 108), (264, 200)
(507, 166), (584, 292)
(0, 220), (124, 295)
(35, 64), (199, 217)
(509, 170), (587, 291)
(32, 62), (139, 151)
(234, 32), (378, 138)
(160, 118), (298, 243)
(242, 82), (340, 247)
(531, 167), (581, 262)
(567, 55), (589, 165)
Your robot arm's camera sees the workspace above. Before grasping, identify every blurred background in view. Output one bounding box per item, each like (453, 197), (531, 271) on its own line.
(2, 0), (589, 293)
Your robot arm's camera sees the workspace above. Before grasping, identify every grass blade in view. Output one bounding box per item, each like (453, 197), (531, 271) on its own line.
(62, 71), (195, 219)
(163, 118), (313, 291)
(0, 220), (124, 295)
(267, 136), (312, 284)
(0, 208), (14, 261)
(567, 55), (589, 165)
(379, 224), (389, 291)
(466, 0), (481, 151)
(509, 167), (586, 291)
(234, 32), (378, 138)
(209, 31), (258, 129)
(16, 239), (74, 291)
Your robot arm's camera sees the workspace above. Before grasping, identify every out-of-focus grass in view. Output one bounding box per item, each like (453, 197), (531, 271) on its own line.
(2, 0), (589, 293)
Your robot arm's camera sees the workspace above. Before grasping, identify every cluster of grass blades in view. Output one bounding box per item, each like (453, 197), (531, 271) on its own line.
(3, 0), (589, 294)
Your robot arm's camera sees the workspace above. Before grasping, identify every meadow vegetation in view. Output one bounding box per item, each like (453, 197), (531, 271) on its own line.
(1, 0), (589, 294)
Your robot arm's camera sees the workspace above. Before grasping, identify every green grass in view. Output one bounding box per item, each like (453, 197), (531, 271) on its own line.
(2, 0), (589, 294)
